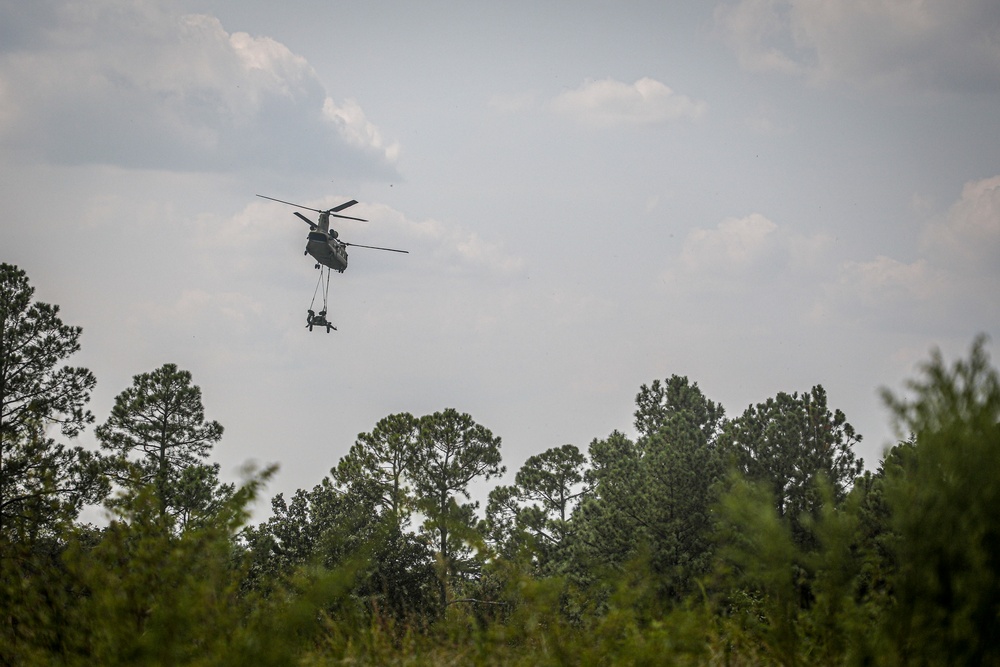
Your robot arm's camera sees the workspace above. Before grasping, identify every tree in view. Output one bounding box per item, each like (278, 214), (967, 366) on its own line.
(877, 335), (1000, 664)
(720, 385), (863, 545)
(410, 408), (504, 605)
(635, 376), (726, 594)
(572, 431), (646, 575)
(0, 262), (106, 537)
(573, 377), (726, 601)
(484, 483), (528, 560)
(485, 444), (589, 573)
(715, 472), (866, 665)
(242, 475), (438, 620)
(331, 412), (418, 530)
(516, 444), (588, 527)
(96, 363), (226, 523)
(32, 465), (335, 666)
(641, 411), (723, 597)
(635, 375), (726, 442)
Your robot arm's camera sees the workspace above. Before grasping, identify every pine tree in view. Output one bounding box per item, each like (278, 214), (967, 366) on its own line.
(410, 408), (504, 605)
(720, 384), (863, 545)
(96, 363), (226, 524)
(0, 262), (106, 537)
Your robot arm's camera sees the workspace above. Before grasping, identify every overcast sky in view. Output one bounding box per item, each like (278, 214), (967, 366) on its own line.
(2, 0), (998, 516)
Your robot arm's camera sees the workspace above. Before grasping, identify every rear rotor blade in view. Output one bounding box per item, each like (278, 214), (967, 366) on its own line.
(342, 242), (409, 254)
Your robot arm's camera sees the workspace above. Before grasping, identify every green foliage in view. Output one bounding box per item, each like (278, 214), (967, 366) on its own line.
(714, 474), (870, 666)
(515, 444), (588, 527)
(720, 384), (864, 546)
(411, 408), (505, 604)
(0, 528), (84, 664)
(573, 377), (726, 603)
(711, 337), (1000, 666)
(0, 263), (96, 442)
(573, 430), (646, 574)
(1, 465), (347, 666)
(642, 415), (723, 598)
(8, 261), (1000, 665)
(96, 363), (227, 524)
(635, 374), (726, 441)
(485, 444), (588, 575)
(0, 262), (106, 537)
(331, 411), (419, 530)
(878, 335), (1000, 665)
(0, 427), (108, 542)
(241, 475), (439, 621)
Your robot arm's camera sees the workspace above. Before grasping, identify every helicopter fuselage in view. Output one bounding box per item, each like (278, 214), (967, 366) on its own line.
(306, 231), (348, 272)
(304, 210), (348, 272)
(255, 194), (407, 276)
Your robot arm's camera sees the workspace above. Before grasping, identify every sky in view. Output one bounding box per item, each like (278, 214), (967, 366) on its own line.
(2, 0), (999, 518)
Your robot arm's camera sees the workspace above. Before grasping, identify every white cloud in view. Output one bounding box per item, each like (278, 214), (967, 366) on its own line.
(372, 205), (525, 277)
(817, 175), (1000, 330)
(323, 98), (401, 163)
(833, 256), (942, 305)
(0, 0), (398, 174)
(661, 213), (832, 294)
(921, 175), (1000, 271)
(714, 0), (1000, 93)
(551, 77), (707, 127)
(680, 213), (778, 270)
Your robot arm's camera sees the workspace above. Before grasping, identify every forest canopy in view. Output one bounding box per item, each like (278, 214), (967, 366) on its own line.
(2, 261), (998, 665)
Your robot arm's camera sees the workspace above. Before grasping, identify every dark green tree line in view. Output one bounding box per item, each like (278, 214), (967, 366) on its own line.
(8, 260), (1000, 665)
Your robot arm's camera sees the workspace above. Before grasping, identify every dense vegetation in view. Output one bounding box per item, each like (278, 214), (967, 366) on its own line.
(2, 260), (998, 665)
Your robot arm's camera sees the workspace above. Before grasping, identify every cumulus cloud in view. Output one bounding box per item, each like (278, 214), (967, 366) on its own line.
(921, 175), (1000, 270)
(830, 256), (943, 306)
(818, 175), (1000, 330)
(372, 205), (525, 277)
(714, 0), (1000, 93)
(323, 98), (401, 163)
(0, 0), (399, 174)
(551, 77), (707, 127)
(661, 213), (832, 294)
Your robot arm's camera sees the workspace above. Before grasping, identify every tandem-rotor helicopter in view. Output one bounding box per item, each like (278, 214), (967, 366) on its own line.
(257, 194), (408, 332)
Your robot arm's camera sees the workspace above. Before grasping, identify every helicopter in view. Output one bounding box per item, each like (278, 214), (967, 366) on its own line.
(256, 194), (408, 273)
(257, 194), (408, 332)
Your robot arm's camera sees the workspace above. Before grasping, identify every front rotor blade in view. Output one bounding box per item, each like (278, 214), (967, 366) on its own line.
(256, 194), (324, 213)
(293, 211), (317, 229)
(342, 242), (409, 253)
